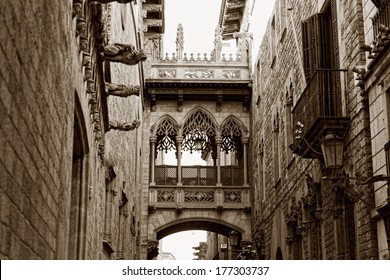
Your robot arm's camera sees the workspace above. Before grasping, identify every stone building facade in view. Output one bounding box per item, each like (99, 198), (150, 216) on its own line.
(249, 0), (390, 260)
(0, 1), (144, 259)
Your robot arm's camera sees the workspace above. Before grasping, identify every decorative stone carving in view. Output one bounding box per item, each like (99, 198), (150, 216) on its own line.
(213, 25), (222, 61)
(79, 35), (89, 52)
(86, 79), (96, 94)
(216, 91), (223, 112)
(147, 240), (159, 260)
(98, 144), (105, 164)
(109, 119), (141, 131)
(82, 52), (91, 67)
(158, 70), (176, 78)
(285, 197), (303, 245)
(76, 17), (86, 37)
(105, 83), (140, 97)
(150, 93), (156, 112)
(176, 23), (184, 60)
(223, 70), (240, 79)
(72, 0), (83, 18)
(101, 43), (147, 65)
(301, 174), (321, 214)
(177, 90), (183, 112)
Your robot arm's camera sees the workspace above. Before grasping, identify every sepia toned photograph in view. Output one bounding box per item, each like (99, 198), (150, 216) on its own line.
(1, 0), (390, 263)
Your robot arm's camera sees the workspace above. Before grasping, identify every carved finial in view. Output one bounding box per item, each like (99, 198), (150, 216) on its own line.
(213, 25), (222, 61)
(176, 23), (184, 60)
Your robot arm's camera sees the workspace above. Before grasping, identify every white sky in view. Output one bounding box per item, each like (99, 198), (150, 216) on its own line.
(158, 0), (276, 260)
(163, 0), (223, 55)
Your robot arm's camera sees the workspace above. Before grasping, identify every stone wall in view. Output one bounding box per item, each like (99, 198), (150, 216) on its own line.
(102, 2), (144, 260)
(0, 1), (144, 260)
(249, 0), (377, 259)
(0, 1), (79, 259)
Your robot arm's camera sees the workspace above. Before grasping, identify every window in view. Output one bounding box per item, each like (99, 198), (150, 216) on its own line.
(68, 96), (89, 259)
(301, 4), (338, 81)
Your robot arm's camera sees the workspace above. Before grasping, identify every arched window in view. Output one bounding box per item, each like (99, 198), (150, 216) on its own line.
(182, 109), (217, 153)
(220, 117), (244, 155)
(155, 117), (179, 154)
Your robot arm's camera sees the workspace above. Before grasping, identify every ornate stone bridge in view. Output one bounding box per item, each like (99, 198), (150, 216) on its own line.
(142, 23), (253, 259)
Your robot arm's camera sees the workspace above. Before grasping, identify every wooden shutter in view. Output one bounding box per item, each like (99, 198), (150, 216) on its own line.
(301, 13), (333, 82)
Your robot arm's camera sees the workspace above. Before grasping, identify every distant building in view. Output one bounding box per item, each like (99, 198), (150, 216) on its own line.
(193, 242), (208, 260)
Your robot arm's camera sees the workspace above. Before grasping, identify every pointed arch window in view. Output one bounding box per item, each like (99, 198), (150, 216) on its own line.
(182, 110), (217, 153)
(155, 117), (178, 153)
(221, 118), (243, 155)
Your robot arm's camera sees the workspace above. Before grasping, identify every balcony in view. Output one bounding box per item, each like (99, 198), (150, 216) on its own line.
(150, 165), (248, 211)
(155, 165), (243, 186)
(291, 69), (350, 158)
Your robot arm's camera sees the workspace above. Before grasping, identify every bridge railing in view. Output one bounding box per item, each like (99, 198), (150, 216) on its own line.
(148, 184), (250, 210)
(155, 165), (243, 186)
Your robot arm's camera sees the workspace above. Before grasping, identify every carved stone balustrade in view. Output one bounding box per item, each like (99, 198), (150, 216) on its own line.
(148, 184), (251, 212)
(148, 53), (250, 81)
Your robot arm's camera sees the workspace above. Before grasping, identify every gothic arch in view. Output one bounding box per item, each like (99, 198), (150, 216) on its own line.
(151, 115), (180, 153)
(181, 107), (218, 152)
(155, 217), (245, 240)
(220, 115), (248, 154)
(220, 115), (248, 136)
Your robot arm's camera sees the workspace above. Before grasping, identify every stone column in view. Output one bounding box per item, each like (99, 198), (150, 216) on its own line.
(176, 136), (183, 186)
(150, 136), (156, 186)
(242, 137), (249, 186)
(216, 136), (222, 186)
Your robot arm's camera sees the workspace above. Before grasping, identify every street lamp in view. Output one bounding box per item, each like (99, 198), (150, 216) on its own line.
(320, 132), (345, 169)
(229, 230), (239, 247)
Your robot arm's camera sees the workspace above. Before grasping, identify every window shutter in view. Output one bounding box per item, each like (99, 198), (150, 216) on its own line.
(301, 13), (333, 82)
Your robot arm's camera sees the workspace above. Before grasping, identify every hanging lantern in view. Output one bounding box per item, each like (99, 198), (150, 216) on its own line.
(229, 230), (239, 247)
(194, 137), (203, 151)
(320, 132), (345, 168)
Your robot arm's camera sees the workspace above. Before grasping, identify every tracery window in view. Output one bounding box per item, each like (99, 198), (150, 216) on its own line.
(221, 118), (243, 154)
(155, 117), (179, 153)
(182, 110), (217, 153)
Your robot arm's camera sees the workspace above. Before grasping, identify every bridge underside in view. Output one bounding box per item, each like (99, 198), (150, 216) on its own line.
(149, 209), (251, 241)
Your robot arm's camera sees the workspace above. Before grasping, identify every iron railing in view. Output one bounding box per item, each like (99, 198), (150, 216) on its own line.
(154, 165), (243, 186)
(372, 1), (390, 39)
(292, 69), (347, 140)
(182, 166), (217, 186)
(155, 165), (177, 185)
(221, 166), (244, 186)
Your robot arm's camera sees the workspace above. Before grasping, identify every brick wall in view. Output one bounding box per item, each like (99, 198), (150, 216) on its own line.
(0, 1), (143, 260)
(0, 1), (75, 259)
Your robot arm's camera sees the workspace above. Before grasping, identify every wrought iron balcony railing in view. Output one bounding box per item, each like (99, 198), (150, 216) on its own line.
(291, 69), (349, 158)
